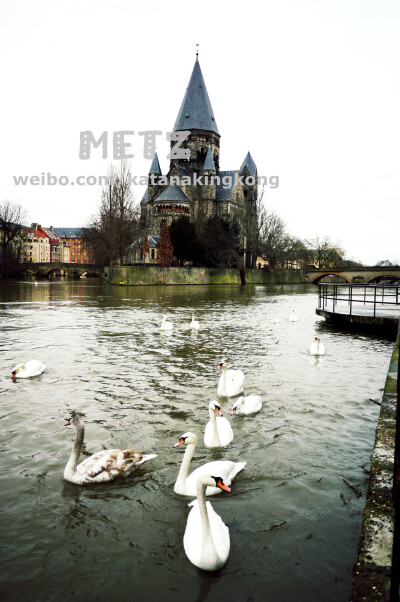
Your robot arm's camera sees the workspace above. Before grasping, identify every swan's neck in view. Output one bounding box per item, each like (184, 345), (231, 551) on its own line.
(176, 442), (196, 489)
(64, 421), (84, 479)
(316, 340), (320, 352)
(196, 481), (219, 561)
(209, 408), (221, 446)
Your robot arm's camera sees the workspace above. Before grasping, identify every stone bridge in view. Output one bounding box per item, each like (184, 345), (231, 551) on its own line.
(17, 262), (103, 278)
(305, 266), (400, 284)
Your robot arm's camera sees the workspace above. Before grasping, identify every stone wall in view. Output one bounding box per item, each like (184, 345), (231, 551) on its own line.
(103, 266), (306, 286)
(351, 323), (400, 599)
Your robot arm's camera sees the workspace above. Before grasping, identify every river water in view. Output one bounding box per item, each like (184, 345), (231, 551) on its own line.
(0, 279), (394, 601)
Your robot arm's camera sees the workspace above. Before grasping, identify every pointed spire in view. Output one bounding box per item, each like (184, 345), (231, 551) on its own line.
(203, 146), (216, 171)
(149, 152), (162, 175)
(240, 151), (257, 176)
(173, 60), (219, 135)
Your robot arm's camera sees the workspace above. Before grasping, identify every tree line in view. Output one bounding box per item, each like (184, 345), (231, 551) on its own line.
(0, 161), (389, 276)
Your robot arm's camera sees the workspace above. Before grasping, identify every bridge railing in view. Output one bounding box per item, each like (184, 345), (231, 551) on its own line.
(318, 283), (400, 317)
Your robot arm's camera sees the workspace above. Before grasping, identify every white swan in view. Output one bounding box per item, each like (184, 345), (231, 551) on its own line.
(11, 360), (46, 379)
(232, 395), (262, 415)
(310, 337), (325, 356)
(64, 414), (157, 485)
(183, 475), (231, 571)
(190, 314), (199, 330)
(289, 309), (298, 322)
(204, 401), (233, 447)
(174, 432), (245, 496)
(160, 315), (173, 331)
(217, 360), (245, 397)
(271, 317), (280, 323)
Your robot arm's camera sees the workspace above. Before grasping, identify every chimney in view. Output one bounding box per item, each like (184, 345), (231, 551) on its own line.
(31, 222), (38, 229)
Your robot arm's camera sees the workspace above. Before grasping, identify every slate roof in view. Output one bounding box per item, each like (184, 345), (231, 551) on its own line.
(149, 152), (162, 175)
(239, 151), (257, 176)
(130, 235), (160, 249)
(216, 170), (238, 201)
(140, 188), (149, 205)
(53, 227), (82, 238)
(155, 183), (191, 203)
(173, 58), (219, 135)
(203, 146), (216, 171)
(175, 164), (190, 178)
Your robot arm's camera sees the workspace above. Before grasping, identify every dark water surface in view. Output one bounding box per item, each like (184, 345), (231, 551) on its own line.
(0, 280), (393, 601)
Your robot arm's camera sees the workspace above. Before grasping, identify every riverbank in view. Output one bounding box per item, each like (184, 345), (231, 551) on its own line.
(351, 322), (399, 599)
(103, 265), (305, 286)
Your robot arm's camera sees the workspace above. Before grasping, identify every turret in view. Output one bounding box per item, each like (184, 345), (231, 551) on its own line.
(171, 57), (220, 172)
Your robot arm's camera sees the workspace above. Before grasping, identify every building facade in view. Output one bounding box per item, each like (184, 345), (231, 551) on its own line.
(53, 228), (95, 264)
(22, 226), (51, 262)
(140, 56), (258, 268)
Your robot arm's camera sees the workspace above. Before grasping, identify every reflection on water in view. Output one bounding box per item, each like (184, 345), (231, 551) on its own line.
(0, 279), (394, 601)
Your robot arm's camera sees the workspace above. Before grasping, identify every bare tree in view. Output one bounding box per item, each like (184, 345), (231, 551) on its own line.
(306, 236), (344, 268)
(0, 200), (28, 275)
(83, 162), (141, 264)
(257, 199), (288, 268)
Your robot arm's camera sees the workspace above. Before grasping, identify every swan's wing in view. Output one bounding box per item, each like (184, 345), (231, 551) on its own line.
(243, 395), (262, 413)
(216, 416), (234, 446)
(76, 448), (145, 482)
(204, 420), (214, 447)
(226, 370), (245, 396)
(183, 501), (203, 565)
(207, 502), (230, 561)
(23, 360), (46, 377)
(186, 460), (246, 495)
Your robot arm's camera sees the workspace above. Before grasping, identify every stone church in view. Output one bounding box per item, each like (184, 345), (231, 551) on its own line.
(136, 55), (258, 267)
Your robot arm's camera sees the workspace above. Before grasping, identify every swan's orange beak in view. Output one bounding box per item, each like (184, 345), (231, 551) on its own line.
(218, 363), (223, 369)
(64, 418), (71, 427)
(216, 479), (231, 492)
(215, 406), (222, 416)
(174, 438), (184, 447)
(11, 371), (16, 378)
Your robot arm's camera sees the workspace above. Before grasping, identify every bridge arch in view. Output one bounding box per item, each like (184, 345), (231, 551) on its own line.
(367, 273), (400, 284)
(309, 272), (351, 284)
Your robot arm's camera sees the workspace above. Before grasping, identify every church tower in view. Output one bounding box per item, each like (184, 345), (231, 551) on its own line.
(138, 53), (259, 268)
(171, 55), (220, 173)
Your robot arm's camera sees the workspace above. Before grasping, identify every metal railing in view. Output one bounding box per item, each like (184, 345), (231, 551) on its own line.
(318, 283), (400, 317)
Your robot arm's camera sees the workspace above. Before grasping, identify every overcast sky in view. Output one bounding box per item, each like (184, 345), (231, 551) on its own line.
(1, 0), (399, 265)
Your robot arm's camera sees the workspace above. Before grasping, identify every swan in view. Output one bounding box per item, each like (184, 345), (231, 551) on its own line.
(160, 315), (173, 331)
(190, 314), (199, 330)
(174, 432), (245, 496)
(183, 475), (231, 571)
(11, 360), (46, 379)
(64, 413), (157, 485)
(204, 401), (233, 447)
(217, 360), (245, 397)
(232, 395), (262, 415)
(310, 337), (325, 356)
(289, 309), (298, 322)
(271, 317), (280, 323)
